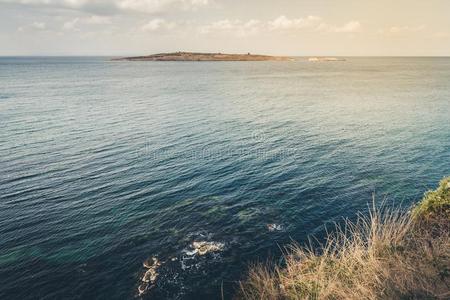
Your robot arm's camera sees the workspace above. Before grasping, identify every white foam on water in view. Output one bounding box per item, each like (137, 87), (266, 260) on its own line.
(136, 238), (226, 297)
(267, 223), (284, 232)
(183, 241), (225, 256)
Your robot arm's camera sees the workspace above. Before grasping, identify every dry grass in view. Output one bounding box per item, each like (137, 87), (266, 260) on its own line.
(239, 177), (450, 300)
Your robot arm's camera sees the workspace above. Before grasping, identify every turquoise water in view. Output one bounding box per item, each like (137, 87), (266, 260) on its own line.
(0, 57), (449, 299)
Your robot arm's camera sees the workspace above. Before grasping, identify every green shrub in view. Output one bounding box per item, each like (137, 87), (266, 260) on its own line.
(413, 177), (450, 220)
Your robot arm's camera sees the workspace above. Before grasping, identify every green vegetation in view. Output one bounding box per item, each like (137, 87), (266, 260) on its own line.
(239, 177), (450, 300)
(413, 177), (450, 221)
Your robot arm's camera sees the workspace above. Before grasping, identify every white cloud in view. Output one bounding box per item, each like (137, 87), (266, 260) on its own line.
(199, 16), (362, 37)
(379, 25), (426, 35)
(267, 16), (361, 33)
(389, 25), (425, 34)
(18, 21), (46, 32)
(63, 18), (79, 30)
(62, 15), (111, 31)
(268, 15), (322, 30)
(317, 21), (362, 33)
(0, 0), (209, 14)
(84, 15), (111, 24)
(2, 0), (117, 14)
(201, 16), (333, 37)
(200, 19), (262, 37)
(31, 21), (46, 30)
(118, 0), (208, 13)
(141, 18), (176, 32)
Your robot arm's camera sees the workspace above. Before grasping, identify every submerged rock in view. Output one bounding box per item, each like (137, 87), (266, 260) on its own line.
(138, 283), (148, 296)
(267, 223), (284, 232)
(136, 237), (226, 297)
(182, 240), (225, 257)
(138, 257), (161, 296)
(142, 267), (158, 283)
(194, 241), (224, 255)
(185, 241), (225, 256)
(143, 256), (160, 269)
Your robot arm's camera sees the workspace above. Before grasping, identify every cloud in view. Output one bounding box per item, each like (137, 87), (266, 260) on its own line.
(1, 0), (119, 14)
(199, 16), (362, 37)
(63, 18), (79, 30)
(17, 21), (47, 32)
(117, 0), (208, 13)
(433, 32), (449, 38)
(379, 25), (426, 36)
(317, 21), (362, 33)
(63, 15), (112, 31)
(141, 18), (176, 32)
(0, 0), (209, 14)
(267, 16), (361, 33)
(389, 25), (425, 34)
(31, 21), (46, 30)
(84, 15), (112, 24)
(268, 15), (322, 30)
(201, 15), (321, 37)
(200, 19), (262, 37)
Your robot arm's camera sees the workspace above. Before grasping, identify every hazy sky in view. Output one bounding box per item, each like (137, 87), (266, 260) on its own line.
(1, 0), (449, 56)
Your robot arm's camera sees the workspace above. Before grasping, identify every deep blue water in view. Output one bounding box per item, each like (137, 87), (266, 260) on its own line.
(0, 57), (449, 299)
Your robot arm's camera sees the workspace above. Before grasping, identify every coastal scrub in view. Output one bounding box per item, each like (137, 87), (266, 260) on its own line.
(239, 177), (450, 300)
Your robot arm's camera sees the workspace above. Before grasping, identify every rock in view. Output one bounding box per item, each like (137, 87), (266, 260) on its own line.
(138, 283), (148, 296)
(267, 223), (284, 232)
(142, 268), (158, 283)
(143, 257), (159, 269)
(141, 256), (161, 284)
(184, 241), (225, 256)
(192, 241), (225, 256)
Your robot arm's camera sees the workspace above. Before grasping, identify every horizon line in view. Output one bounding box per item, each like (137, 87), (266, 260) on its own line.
(1, 54), (450, 58)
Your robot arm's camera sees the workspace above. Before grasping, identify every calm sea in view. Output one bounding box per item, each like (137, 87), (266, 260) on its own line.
(0, 57), (449, 299)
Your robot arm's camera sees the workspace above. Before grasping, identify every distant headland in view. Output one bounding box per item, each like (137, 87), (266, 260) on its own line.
(113, 51), (292, 62)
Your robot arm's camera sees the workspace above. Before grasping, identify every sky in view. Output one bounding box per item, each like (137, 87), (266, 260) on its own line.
(1, 0), (449, 56)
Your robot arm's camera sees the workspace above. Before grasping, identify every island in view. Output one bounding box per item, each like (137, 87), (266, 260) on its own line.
(113, 52), (292, 62)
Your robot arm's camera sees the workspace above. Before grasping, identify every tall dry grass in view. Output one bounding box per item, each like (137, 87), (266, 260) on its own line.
(239, 178), (450, 300)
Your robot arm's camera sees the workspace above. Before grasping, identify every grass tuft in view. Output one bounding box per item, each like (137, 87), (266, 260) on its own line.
(239, 177), (450, 300)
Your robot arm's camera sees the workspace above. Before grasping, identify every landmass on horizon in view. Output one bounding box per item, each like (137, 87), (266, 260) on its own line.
(113, 51), (292, 61)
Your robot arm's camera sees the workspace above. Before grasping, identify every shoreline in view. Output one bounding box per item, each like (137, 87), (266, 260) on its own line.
(113, 51), (292, 62)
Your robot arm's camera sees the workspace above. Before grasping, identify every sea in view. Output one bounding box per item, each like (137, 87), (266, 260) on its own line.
(0, 57), (449, 299)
